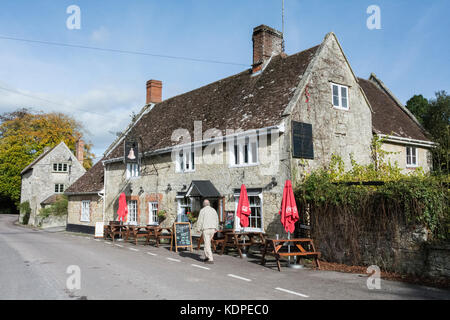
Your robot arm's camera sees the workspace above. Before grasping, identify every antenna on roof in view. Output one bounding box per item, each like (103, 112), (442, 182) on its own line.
(282, 0), (285, 51)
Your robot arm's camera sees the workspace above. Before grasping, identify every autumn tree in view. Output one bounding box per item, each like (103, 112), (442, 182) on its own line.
(0, 108), (94, 208)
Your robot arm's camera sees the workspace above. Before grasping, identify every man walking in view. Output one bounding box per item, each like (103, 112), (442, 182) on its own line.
(196, 199), (219, 264)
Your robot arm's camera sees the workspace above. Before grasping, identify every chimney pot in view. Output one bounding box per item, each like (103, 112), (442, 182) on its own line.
(146, 80), (162, 104)
(252, 25), (284, 73)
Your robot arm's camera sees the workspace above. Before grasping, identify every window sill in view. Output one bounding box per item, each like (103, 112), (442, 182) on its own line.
(229, 162), (260, 169)
(332, 105), (349, 111)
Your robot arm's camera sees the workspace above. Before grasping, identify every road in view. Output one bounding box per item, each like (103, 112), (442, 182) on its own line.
(0, 214), (448, 300)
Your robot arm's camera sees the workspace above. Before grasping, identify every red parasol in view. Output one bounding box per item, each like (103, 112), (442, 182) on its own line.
(117, 193), (128, 222)
(236, 184), (251, 228)
(278, 180), (299, 234)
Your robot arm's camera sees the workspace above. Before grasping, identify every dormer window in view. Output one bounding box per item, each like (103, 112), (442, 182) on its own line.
(331, 83), (349, 110)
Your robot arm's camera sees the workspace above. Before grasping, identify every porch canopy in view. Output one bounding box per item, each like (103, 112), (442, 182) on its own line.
(185, 180), (221, 198)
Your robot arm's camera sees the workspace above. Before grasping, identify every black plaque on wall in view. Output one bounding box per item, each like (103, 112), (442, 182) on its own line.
(124, 140), (139, 164)
(292, 121), (314, 159)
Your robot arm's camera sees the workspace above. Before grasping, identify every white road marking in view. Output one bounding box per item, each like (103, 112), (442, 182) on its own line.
(167, 258), (181, 262)
(85, 237), (90, 240)
(227, 274), (251, 282)
(114, 244), (123, 248)
(275, 287), (309, 298)
(129, 248), (139, 252)
(146, 252), (157, 256)
(104, 241), (111, 245)
(191, 264), (210, 270)
(94, 239), (100, 242)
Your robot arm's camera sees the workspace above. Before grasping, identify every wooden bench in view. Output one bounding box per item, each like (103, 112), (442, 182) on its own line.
(220, 231), (266, 259)
(261, 238), (321, 272)
(125, 225), (152, 245)
(196, 230), (225, 252)
(105, 221), (126, 242)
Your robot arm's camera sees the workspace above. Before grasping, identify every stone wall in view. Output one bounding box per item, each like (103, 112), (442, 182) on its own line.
(381, 142), (432, 173)
(289, 33), (373, 181)
(67, 194), (103, 227)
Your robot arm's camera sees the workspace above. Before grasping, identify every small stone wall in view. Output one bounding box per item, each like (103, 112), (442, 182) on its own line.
(36, 214), (67, 229)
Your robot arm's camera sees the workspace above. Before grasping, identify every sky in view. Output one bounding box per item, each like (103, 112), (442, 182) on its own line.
(0, 0), (449, 159)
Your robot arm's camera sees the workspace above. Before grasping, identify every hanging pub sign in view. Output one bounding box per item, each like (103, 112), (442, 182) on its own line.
(124, 139), (139, 164)
(292, 121), (314, 160)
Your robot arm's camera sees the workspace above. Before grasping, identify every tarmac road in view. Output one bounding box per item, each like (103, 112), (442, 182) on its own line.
(0, 214), (448, 300)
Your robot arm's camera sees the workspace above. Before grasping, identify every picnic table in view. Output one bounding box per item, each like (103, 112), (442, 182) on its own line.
(151, 226), (173, 247)
(219, 231), (266, 258)
(261, 238), (321, 272)
(195, 230), (226, 252)
(125, 225), (153, 245)
(104, 222), (127, 242)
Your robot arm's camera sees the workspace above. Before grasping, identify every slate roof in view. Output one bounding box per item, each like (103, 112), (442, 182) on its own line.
(65, 158), (104, 195)
(186, 180), (221, 198)
(41, 194), (64, 206)
(105, 45), (320, 161)
(358, 78), (430, 141)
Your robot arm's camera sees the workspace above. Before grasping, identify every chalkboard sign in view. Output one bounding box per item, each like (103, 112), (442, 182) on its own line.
(171, 222), (193, 252)
(292, 121), (314, 159)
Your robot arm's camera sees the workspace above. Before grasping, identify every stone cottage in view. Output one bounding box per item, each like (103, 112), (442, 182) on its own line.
(19, 141), (86, 226)
(66, 25), (434, 236)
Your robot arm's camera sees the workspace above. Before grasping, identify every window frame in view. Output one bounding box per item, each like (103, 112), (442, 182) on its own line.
(54, 184), (64, 194)
(331, 83), (350, 110)
(406, 146), (418, 168)
(176, 148), (195, 173)
(234, 190), (263, 232)
(148, 201), (159, 226)
(53, 162), (69, 173)
(229, 135), (259, 168)
(126, 163), (140, 179)
(127, 200), (138, 225)
(80, 200), (90, 222)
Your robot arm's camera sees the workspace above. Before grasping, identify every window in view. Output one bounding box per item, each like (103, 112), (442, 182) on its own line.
(406, 146), (418, 167)
(234, 190), (263, 232)
(148, 202), (159, 225)
(55, 184), (64, 193)
(81, 200), (90, 222)
(177, 197), (191, 222)
(53, 163), (68, 172)
(230, 136), (258, 167)
(331, 83), (349, 110)
(126, 163), (139, 178)
(127, 200), (138, 225)
(176, 148), (195, 172)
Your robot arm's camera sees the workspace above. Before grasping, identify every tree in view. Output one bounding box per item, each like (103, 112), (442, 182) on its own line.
(0, 108), (95, 207)
(406, 91), (450, 174)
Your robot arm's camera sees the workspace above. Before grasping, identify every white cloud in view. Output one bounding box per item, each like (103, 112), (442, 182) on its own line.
(90, 26), (109, 43)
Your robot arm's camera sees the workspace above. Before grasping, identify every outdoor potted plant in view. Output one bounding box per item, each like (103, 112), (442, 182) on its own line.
(157, 210), (167, 224)
(186, 211), (199, 225)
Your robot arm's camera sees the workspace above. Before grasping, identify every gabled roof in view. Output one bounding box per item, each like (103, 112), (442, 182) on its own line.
(358, 77), (431, 142)
(65, 158), (104, 195)
(41, 194), (64, 206)
(104, 45), (320, 161)
(186, 180), (221, 198)
(21, 145), (57, 175)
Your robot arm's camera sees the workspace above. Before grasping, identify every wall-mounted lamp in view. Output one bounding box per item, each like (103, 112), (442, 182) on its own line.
(181, 184), (187, 191)
(265, 177), (278, 190)
(166, 184), (172, 192)
(138, 186), (144, 196)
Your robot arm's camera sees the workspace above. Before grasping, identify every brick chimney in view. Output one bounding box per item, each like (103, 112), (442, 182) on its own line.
(146, 80), (162, 104)
(252, 25), (284, 73)
(76, 139), (84, 163)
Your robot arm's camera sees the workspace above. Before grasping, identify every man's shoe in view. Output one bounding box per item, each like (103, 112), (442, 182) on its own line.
(205, 260), (214, 264)
(202, 258), (209, 262)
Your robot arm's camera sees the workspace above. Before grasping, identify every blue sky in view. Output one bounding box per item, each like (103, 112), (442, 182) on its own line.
(0, 0), (449, 158)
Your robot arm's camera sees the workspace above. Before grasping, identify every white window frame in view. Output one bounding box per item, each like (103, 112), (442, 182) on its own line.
(406, 146), (418, 168)
(54, 184), (64, 193)
(176, 197), (191, 222)
(234, 191), (263, 232)
(53, 163), (68, 173)
(127, 200), (138, 225)
(176, 148), (195, 173)
(229, 135), (259, 167)
(331, 83), (349, 110)
(148, 202), (159, 226)
(126, 163), (140, 179)
(81, 200), (90, 222)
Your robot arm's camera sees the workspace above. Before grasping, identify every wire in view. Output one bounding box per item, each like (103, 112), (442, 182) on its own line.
(0, 35), (249, 67)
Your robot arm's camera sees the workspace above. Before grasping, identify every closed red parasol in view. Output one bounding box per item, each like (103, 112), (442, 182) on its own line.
(279, 180), (299, 234)
(236, 184), (251, 228)
(117, 193), (128, 222)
